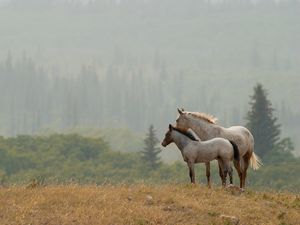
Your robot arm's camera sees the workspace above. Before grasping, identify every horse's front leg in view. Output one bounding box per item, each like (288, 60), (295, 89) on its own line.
(187, 161), (195, 184)
(205, 162), (211, 188)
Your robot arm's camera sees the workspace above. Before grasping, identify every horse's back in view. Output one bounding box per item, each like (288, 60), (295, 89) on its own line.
(205, 137), (231, 146)
(223, 125), (254, 156)
(207, 138), (234, 160)
(201, 138), (233, 154)
(227, 125), (250, 134)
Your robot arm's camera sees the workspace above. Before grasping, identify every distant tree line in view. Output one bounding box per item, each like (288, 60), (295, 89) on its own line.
(1, 54), (299, 139)
(0, 53), (221, 135)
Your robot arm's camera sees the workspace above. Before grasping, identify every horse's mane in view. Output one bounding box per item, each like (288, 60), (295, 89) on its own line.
(187, 112), (218, 124)
(173, 127), (199, 141)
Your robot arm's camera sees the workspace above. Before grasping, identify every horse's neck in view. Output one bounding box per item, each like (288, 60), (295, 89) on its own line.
(189, 119), (222, 140)
(171, 130), (191, 151)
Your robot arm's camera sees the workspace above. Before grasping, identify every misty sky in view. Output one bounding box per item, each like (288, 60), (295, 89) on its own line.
(0, 0), (299, 156)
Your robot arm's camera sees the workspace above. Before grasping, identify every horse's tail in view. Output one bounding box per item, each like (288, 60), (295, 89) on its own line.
(229, 140), (240, 163)
(249, 152), (263, 170)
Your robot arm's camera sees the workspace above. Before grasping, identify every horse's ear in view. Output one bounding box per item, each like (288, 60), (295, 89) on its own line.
(169, 124), (173, 130)
(177, 108), (184, 114)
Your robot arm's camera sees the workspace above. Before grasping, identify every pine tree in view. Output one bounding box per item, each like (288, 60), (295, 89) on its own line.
(246, 83), (281, 159)
(141, 125), (161, 170)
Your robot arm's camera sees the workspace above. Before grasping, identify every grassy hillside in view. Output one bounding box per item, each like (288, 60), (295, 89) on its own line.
(0, 184), (299, 225)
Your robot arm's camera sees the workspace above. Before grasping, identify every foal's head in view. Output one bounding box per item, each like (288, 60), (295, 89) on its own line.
(161, 124), (174, 147)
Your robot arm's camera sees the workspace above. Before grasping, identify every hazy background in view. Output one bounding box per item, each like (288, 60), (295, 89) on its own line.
(0, 0), (299, 160)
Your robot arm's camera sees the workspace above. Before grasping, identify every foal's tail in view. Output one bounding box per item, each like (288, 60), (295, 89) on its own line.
(229, 140), (240, 163)
(250, 152), (263, 170)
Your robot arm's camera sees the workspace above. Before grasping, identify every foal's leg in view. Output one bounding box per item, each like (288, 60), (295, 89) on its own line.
(223, 169), (228, 187)
(205, 162), (211, 188)
(187, 161), (195, 184)
(218, 161), (227, 187)
(222, 163), (231, 187)
(218, 160), (224, 185)
(229, 165), (233, 185)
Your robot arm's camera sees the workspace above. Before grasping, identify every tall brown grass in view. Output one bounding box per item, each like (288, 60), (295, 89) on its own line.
(0, 184), (299, 225)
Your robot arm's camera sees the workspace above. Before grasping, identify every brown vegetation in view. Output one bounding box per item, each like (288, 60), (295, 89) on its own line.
(0, 184), (299, 225)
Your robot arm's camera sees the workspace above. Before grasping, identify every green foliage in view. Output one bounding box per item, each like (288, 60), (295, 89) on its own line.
(0, 134), (186, 185)
(246, 83), (281, 159)
(59, 127), (144, 153)
(276, 137), (295, 154)
(248, 161), (300, 191)
(0, 133), (299, 191)
(244, 84), (300, 190)
(141, 125), (162, 170)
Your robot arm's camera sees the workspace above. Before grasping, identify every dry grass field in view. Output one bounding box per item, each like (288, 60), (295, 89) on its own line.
(0, 184), (299, 225)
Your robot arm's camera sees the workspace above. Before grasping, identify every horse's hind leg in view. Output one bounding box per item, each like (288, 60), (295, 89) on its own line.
(233, 160), (242, 188)
(205, 162), (211, 188)
(223, 162), (232, 187)
(222, 169), (228, 187)
(218, 160), (224, 185)
(241, 152), (251, 188)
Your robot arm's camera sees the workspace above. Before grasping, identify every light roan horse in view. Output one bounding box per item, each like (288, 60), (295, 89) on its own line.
(161, 124), (240, 187)
(175, 108), (262, 188)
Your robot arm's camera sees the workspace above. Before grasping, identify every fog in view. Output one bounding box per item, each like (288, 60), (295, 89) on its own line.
(0, 0), (299, 155)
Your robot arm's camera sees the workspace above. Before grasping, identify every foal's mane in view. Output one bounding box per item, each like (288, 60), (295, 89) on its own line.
(187, 112), (218, 124)
(173, 127), (199, 141)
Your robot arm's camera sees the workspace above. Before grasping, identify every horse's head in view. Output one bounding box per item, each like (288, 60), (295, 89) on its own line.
(161, 124), (174, 147)
(176, 108), (218, 129)
(175, 108), (190, 130)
